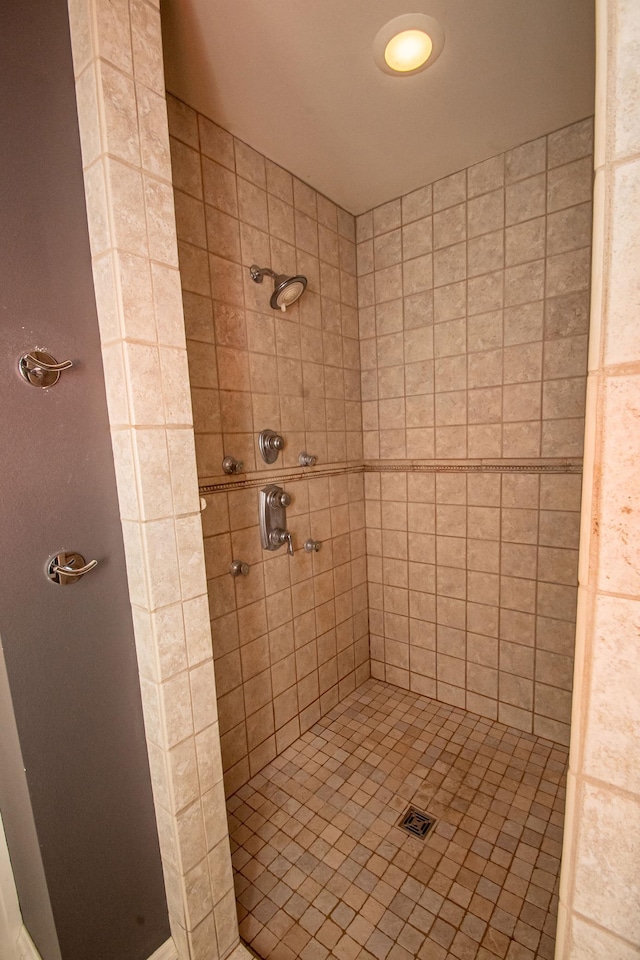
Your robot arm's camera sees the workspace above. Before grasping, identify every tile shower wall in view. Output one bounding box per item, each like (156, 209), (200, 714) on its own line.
(69, 5), (239, 956)
(168, 98), (362, 481)
(365, 468), (582, 745)
(559, 2), (640, 953)
(358, 118), (593, 745)
(167, 95), (368, 794)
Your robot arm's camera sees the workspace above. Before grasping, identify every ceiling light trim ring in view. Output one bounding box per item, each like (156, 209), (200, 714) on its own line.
(373, 13), (445, 77)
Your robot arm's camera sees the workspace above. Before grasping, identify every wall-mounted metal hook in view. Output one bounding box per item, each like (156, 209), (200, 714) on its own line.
(19, 350), (74, 388)
(230, 560), (250, 577)
(46, 551), (98, 585)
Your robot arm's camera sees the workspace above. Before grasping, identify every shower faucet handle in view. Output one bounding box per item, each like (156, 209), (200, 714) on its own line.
(284, 531), (294, 556)
(269, 528), (294, 556)
(259, 429), (285, 464)
(267, 488), (291, 508)
(299, 452), (317, 467)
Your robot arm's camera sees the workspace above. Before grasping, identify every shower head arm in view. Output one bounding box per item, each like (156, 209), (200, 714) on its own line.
(250, 264), (278, 284)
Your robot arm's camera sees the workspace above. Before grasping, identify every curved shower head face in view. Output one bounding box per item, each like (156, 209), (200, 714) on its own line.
(270, 274), (307, 311)
(250, 264), (307, 312)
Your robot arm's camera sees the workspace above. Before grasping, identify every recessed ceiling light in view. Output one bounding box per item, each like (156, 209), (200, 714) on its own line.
(384, 29), (433, 72)
(373, 14), (445, 77)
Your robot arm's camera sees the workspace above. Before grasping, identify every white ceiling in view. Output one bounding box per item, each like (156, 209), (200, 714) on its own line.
(161, 0), (595, 215)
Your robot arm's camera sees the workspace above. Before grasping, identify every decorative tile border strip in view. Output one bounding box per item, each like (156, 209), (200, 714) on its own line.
(198, 459), (581, 494)
(199, 464), (362, 495)
(366, 458), (583, 475)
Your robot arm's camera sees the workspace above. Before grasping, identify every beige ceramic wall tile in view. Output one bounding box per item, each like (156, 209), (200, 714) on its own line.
(573, 783), (640, 943)
(557, 4), (640, 956)
(582, 561), (640, 791)
(612, 0), (640, 159)
(597, 375), (640, 595)
(69, 4), (238, 958)
(359, 116), (591, 737)
(568, 915), (640, 960)
(606, 159), (640, 364)
(170, 94), (365, 795)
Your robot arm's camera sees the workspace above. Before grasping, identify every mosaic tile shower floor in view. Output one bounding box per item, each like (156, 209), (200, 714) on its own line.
(229, 680), (568, 960)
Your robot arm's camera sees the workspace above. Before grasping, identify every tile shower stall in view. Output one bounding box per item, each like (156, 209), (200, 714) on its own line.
(168, 95), (591, 959)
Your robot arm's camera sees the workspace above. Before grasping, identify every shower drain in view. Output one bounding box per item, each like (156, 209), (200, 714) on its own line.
(397, 806), (437, 840)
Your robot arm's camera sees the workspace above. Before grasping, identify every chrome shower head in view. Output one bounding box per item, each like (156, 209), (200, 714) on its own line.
(270, 273), (307, 311)
(250, 264), (308, 312)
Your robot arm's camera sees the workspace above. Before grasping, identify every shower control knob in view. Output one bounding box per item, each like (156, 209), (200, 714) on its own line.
(269, 528), (294, 556)
(268, 489), (291, 508)
(264, 431), (284, 451)
(304, 539), (322, 553)
(298, 452), (317, 467)
(222, 456), (244, 475)
(259, 429), (285, 464)
(229, 560), (250, 577)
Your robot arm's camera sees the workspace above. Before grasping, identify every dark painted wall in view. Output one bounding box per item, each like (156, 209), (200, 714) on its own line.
(0, 647), (61, 960)
(0, 2), (171, 958)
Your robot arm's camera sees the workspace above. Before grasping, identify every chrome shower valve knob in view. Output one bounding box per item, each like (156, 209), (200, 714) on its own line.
(259, 429), (285, 464)
(222, 456), (244, 475)
(267, 488), (291, 508)
(304, 539), (322, 553)
(298, 452), (317, 467)
(229, 560), (250, 577)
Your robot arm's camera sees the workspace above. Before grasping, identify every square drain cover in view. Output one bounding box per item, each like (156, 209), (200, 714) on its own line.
(398, 806), (436, 840)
